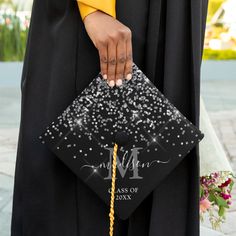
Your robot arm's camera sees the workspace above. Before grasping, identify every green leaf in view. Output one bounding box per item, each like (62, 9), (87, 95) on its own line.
(208, 193), (216, 202)
(218, 206), (225, 217)
(229, 180), (234, 191)
(214, 187), (222, 192)
(200, 186), (204, 197)
(215, 196), (229, 208)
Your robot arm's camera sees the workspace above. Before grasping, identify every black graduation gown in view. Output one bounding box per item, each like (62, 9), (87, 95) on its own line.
(11, 0), (208, 235)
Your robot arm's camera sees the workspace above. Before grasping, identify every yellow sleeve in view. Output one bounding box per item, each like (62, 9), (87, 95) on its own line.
(77, 0), (116, 21)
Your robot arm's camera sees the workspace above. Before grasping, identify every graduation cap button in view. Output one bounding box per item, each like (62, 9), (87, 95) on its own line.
(114, 131), (129, 146)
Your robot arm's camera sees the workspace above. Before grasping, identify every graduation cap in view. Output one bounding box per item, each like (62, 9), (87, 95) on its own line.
(39, 62), (204, 235)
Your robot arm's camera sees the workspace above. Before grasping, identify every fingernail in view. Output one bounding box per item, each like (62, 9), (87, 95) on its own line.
(109, 80), (115, 87)
(103, 74), (107, 80)
(126, 73), (132, 80)
(116, 79), (122, 87)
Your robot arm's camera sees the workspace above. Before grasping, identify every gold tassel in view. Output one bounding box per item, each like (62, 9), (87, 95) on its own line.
(109, 143), (118, 236)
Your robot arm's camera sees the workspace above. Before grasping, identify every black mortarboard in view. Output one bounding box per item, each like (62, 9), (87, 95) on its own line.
(39, 62), (204, 234)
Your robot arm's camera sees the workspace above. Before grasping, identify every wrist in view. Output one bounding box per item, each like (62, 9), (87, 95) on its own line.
(83, 10), (114, 24)
(83, 10), (99, 23)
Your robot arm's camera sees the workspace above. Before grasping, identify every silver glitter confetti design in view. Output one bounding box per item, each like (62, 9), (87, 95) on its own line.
(39, 62), (203, 159)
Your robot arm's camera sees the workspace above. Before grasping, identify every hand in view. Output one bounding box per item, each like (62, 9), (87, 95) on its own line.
(83, 10), (133, 87)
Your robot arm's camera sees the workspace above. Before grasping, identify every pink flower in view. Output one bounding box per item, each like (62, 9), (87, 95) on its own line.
(200, 198), (211, 213)
(220, 193), (231, 200)
(24, 19), (29, 28)
(5, 17), (11, 25)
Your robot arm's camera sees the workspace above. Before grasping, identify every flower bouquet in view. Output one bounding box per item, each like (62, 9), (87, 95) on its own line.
(199, 96), (235, 229)
(200, 171), (235, 229)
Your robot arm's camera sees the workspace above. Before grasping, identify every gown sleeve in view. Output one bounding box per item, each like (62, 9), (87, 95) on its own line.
(77, 0), (116, 21)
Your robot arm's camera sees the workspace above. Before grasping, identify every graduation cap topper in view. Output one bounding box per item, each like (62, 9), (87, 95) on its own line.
(39, 62), (204, 234)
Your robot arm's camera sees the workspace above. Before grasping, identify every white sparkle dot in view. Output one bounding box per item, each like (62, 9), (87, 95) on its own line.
(75, 119), (82, 126)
